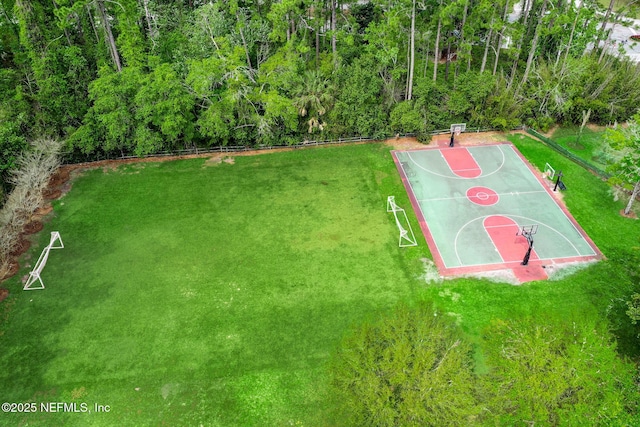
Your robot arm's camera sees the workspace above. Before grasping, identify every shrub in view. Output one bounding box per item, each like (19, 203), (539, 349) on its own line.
(329, 303), (480, 426)
(0, 138), (61, 279)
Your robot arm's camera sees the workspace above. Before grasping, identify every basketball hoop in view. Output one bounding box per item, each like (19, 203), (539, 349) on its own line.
(450, 123), (466, 136)
(516, 225), (538, 266)
(516, 224), (538, 241)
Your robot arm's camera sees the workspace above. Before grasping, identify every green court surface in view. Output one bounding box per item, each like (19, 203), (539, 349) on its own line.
(392, 143), (600, 276)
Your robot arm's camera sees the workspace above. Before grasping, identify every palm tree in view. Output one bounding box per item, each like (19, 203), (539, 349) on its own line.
(293, 71), (335, 133)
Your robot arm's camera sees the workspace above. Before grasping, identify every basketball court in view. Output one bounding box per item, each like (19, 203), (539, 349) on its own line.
(392, 140), (601, 282)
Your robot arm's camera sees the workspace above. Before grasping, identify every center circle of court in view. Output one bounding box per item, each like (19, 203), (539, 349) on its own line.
(466, 186), (499, 206)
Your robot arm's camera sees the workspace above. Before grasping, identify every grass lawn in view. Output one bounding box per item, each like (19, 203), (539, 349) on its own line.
(0, 137), (638, 426)
(0, 144), (427, 426)
(550, 125), (609, 170)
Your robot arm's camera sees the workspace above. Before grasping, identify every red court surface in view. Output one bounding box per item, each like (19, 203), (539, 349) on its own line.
(467, 187), (499, 206)
(441, 148), (482, 178)
(392, 143), (601, 283)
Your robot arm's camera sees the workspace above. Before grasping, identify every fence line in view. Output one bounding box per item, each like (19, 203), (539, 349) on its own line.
(525, 128), (611, 179)
(61, 126), (523, 165)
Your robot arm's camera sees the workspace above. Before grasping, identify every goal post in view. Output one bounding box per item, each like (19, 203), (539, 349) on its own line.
(387, 196), (418, 248)
(24, 231), (64, 291)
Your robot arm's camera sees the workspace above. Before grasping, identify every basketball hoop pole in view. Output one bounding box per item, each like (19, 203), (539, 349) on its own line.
(553, 171), (563, 191)
(449, 123), (465, 148)
(522, 238), (533, 265)
(517, 225), (537, 266)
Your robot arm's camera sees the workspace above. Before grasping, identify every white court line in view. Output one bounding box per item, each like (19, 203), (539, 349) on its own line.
(417, 190), (547, 203)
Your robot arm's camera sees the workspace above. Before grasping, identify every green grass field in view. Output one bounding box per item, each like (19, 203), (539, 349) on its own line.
(550, 125), (609, 170)
(0, 138), (639, 426)
(0, 144), (427, 426)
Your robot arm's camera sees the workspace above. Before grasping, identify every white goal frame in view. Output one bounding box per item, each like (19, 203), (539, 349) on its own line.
(24, 231), (64, 291)
(387, 196), (418, 247)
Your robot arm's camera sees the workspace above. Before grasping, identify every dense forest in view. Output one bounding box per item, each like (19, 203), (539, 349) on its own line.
(1, 0), (640, 182)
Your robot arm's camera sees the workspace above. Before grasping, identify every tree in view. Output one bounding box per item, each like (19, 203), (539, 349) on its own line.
(94, 0), (122, 71)
(604, 114), (640, 215)
(406, 0), (416, 100)
(134, 61), (196, 152)
(518, 0), (549, 93)
(481, 319), (640, 425)
(75, 66), (143, 155)
(293, 70), (335, 134)
(594, 0), (616, 60)
(412, 75), (449, 130)
(432, 0), (443, 82)
(492, 0), (511, 76)
(329, 303), (480, 426)
(330, 56), (388, 138)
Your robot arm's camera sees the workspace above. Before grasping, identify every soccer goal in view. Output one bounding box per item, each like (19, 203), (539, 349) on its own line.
(387, 196), (418, 247)
(24, 231), (64, 291)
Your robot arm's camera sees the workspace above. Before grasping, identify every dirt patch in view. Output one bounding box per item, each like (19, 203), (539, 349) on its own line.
(204, 155), (224, 166)
(541, 125), (559, 138)
(66, 147), (298, 173)
(49, 168), (70, 188)
(23, 221), (43, 235)
(427, 130), (525, 148)
(446, 130), (522, 145)
(43, 188), (62, 200)
(384, 131), (523, 151)
(204, 155), (236, 166)
(620, 209), (638, 219)
(586, 123), (607, 132)
(63, 132), (521, 175)
(10, 238), (30, 257)
(384, 136), (426, 150)
(461, 269), (519, 285)
(0, 288), (8, 303)
(35, 205), (54, 216)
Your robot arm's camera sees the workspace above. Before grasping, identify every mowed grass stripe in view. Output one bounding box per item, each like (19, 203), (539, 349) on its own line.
(0, 144), (422, 426)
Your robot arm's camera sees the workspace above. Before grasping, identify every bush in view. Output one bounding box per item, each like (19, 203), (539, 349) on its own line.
(329, 305), (640, 426)
(481, 319), (640, 426)
(329, 303), (480, 426)
(0, 138), (61, 278)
